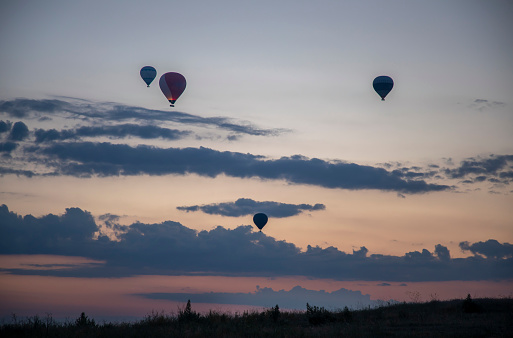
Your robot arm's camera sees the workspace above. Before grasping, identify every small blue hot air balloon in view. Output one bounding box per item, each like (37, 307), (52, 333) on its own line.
(373, 76), (394, 101)
(253, 213), (268, 232)
(140, 66), (157, 87)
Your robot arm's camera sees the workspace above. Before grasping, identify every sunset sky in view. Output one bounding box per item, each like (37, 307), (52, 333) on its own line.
(1, 0), (512, 321)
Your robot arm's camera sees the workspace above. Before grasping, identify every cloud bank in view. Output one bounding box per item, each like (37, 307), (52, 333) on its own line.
(2, 97), (512, 193)
(0, 98), (287, 137)
(1, 204), (511, 282)
(34, 124), (192, 142)
(444, 155), (513, 182)
(470, 99), (506, 112)
(18, 142), (449, 193)
(139, 285), (380, 310)
(178, 198), (326, 218)
(460, 240), (513, 259)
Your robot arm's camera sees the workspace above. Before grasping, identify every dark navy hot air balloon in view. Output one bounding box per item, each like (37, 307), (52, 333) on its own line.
(253, 213), (268, 232)
(159, 72), (186, 107)
(373, 76), (394, 101)
(140, 66), (157, 87)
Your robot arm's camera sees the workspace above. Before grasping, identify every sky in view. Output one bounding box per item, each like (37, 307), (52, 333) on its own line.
(1, 0), (513, 321)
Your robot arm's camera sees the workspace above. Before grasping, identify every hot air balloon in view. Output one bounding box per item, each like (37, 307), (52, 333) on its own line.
(253, 213), (268, 232)
(140, 66), (157, 87)
(159, 72), (186, 107)
(373, 76), (394, 101)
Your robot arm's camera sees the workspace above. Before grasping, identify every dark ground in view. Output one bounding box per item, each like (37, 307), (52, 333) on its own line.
(2, 296), (512, 337)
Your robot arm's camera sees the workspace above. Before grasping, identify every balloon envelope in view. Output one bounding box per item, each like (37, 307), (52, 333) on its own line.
(253, 213), (268, 231)
(140, 66), (157, 87)
(373, 76), (394, 101)
(159, 72), (186, 107)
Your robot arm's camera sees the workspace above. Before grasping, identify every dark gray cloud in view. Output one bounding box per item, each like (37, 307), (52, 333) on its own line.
(470, 99), (506, 112)
(22, 142), (450, 193)
(459, 240), (513, 259)
(434, 244), (450, 261)
(0, 120), (12, 133)
(8, 121), (29, 141)
(2, 99), (510, 193)
(177, 198), (326, 218)
(34, 129), (65, 143)
(445, 155), (513, 179)
(0, 142), (18, 154)
(0, 98), (287, 137)
(352, 246), (368, 258)
(1, 204), (511, 282)
(379, 155), (513, 191)
(0, 99), (69, 118)
(391, 167), (438, 180)
(0, 166), (36, 177)
(441, 155), (513, 190)
(138, 285), (379, 310)
(0, 205), (98, 255)
(499, 171), (513, 179)
(35, 124), (191, 143)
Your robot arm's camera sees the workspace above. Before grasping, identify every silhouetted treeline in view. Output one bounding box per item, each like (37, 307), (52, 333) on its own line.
(2, 295), (512, 337)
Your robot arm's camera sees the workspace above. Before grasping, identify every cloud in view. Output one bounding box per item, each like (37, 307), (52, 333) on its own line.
(3, 98), (509, 193)
(138, 285), (379, 310)
(0, 121), (26, 154)
(0, 98), (287, 137)
(0, 142), (18, 154)
(379, 155), (513, 192)
(442, 155), (513, 189)
(35, 124), (191, 142)
(22, 142), (450, 193)
(391, 166), (438, 180)
(499, 171), (513, 179)
(445, 155), (513, 179)
(0, 99), (69, 118)
(0, 120), (12, 133)
(352, 246), (368, 258)
(459, 240), (513, 259)
(1, 204), (511, 281)
(0, 166), (36, 177)
(0, 205), (98, 255)
(0, 255), (105, 271)
(470, 99), (506, 112)
(7, 121), (29, 141)
(177, 198), (326, 217)
(434, 244), (450, 261)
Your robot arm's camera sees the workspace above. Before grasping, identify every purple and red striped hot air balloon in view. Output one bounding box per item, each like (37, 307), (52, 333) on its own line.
(159, 72), (186, 107)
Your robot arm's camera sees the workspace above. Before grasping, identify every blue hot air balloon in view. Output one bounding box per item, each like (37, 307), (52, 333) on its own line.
(253, 213), (268, 232)
(140, 66), (157, 87)
(373, 76), (394, 101)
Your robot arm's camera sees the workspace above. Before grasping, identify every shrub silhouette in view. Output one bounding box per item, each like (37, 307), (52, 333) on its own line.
(462, 294), (483, 314)
(141, 310), (173, 326)
(341, 306), (353, 322)
(75, 312), (95, 327)
(265, 304), (280, 322)
(178, 299), (200, 322)
(2, 297), (512, 337)
(306, 303), (334, 326)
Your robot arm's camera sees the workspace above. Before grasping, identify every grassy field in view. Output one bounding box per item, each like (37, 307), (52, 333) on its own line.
(2, 295), (512, 337)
